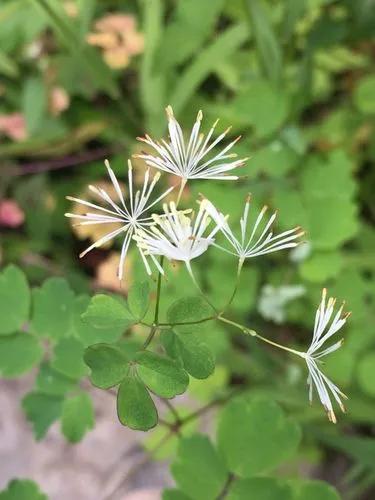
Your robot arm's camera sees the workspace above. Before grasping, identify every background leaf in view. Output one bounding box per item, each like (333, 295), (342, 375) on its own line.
(61, 392), (94, 443)
(31, 278), (75, 339)
(0, 333), (42, 378)
(0, 265), (30, 335)
(156, 0), (226, 72)
(36, 363), (76, 396)
(218, 397), (301, 477)
(51, 336), (89, 380)
(22, 76), (47, 135)
(353, 75), (375, 114)
(244, 0), (283, 85)
(0, 479), (47, 500)
(171, 434), (228, 500)
(22, 391), (64, 440)
(356, 352), (375, 398)
(170, 23), (248, 114)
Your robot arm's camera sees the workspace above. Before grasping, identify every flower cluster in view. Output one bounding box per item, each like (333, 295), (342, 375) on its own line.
(133, 199), (222, 277)
(66, 107), (300, 278)
(66, 106), (349, 422)
(65, 159), (173, 280)
(302, 288), (350, 423)
(136, 106), (247, 183)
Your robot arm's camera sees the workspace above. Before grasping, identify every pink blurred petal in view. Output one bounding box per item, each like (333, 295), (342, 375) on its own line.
(0, 199), (25, 228)
(0, 113), (27, 142)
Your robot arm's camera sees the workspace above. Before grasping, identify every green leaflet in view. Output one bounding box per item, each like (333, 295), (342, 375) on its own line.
(73, 295), (124, 346)
(81, 294), (135, 330)
(127, 280), (150, 321)
(167, 296), (212, 334)
(136, 350), (189, 398)
(84, 343), (129, 389)
(117, 374), (158, 431)
(161, 330), (215, 379)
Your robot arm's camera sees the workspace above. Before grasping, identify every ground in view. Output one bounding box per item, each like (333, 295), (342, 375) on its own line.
(0, 377), (171, 499)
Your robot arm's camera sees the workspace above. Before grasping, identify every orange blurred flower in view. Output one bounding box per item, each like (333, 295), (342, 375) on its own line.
(87, 13), (144, 69)
(63, 1), (78, 18)
(49, 86), (70, 116)
(95, 252), (132, 293)
(68, 180), (126, 248)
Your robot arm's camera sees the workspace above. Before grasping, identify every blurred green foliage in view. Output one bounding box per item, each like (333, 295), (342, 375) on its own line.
(0, 0), (375, 498)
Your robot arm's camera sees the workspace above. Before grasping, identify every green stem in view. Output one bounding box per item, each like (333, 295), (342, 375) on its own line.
(186, 261), (218, 313)
(142, 325), (157, 350)
(161, 398), (181, 424)
(218, 315), (305, 358)
(217, 473), (236, 500)
(220, 258), (244, 313)
(179, 388), (241, 427)
(154, 256), (164, 324)
(143, 256), (164, 349)
(158, 315), (215, 327)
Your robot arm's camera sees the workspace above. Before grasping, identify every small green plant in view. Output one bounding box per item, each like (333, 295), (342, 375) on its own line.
(1, 108), (349, 499)
(1, 0), (374, 498)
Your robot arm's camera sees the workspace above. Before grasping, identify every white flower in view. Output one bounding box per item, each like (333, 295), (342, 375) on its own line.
(258, 284), (306, 324)
(65, 159), (173, 280)
(203, 195), (304, 264)
(303, 288), (350, 423)
(133, 200), (221, 275)
(135, 106), (248, 186)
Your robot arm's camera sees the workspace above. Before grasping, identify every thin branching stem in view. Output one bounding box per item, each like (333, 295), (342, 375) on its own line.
(217, 315), (305, 358)
(186, 261), (218, 313)
(142, 256), (164, 349)
(160, 397), (181, 424)
(222, 257), (245, 310)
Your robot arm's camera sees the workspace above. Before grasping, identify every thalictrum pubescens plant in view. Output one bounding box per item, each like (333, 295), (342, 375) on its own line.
(66, 106), (349, 425)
